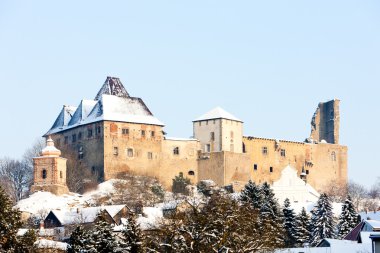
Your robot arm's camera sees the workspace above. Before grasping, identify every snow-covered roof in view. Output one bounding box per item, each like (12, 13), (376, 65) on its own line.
(137, 207), (163, 230)
(360, 211), (380, 221)
(193, 107), (242, 122)
(50, 205), (126, 225)
(366, 220), (380, 229)
(45, 77), (164, 135)
(35, 239), (68, 250)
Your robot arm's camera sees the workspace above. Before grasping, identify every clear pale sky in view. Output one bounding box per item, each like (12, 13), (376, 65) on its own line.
(0, 1), (379, 186)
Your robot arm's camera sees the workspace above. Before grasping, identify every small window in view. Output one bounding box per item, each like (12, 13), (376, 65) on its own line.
(96, 126), (101, 135)
(60, 171), (63, 179)
(78, 132), (82, 140)
(188, 171), (195, 176)
(122, 128), (129, 135)
(127, 148), (134, 157)
(42, 169), (47, 179)
(281, 149), (286, 157)
(91, 166), (96, 175)
(148, 152), (153, 159)
(141, 130), (146, 137)
(270, 167), (273, 173)
(210, 132), (215, 141)
(253, 164), (258, 171)
(173, 147), (180, 155)
(78, 146), (84, 159)
(331, 151), (336, 161)
(151, 131), (155, 137)
(64, 136), (68, 144)
(113, 147), (119, 156)
(262, 147), (268, 155)
(306, 170), (309, 175)
(72, 134), (77, 143)
(88, 128), (93, 138)
(205, 144), (211, 153)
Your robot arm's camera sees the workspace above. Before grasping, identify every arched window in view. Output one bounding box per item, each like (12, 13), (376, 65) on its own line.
(173, 147), (180, 155)
(42, 169), (47, 179)
(331, 151), (336, 161)
(188, 171), (195, 176)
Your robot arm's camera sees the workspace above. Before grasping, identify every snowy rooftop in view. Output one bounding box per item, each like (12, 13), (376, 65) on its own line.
(193, 107), (242, 122)
(45, 77), (164, 135)
(35, 239), (68, 251)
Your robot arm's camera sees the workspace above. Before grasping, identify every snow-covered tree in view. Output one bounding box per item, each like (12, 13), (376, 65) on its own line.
(67, 226), (89, 253)
(310, 193), (336, 246)
(240, 180), (263, 209)
(283, 198), (297, 247)
(172, 172), (191, 195)
(0, 185), (36, 252)
(337, 195), (358, 239)
(294, 207), (311, 247)
(83, 211), (120, 253)
(119, 215), (145, 253)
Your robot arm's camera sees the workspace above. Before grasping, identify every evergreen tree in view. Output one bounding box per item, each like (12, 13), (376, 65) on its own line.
(0, 185), (23, 251)
(310, 193), (336, 246)
(15, 229), (37, 253)
(337, 195), (358, 239)
(120, 215), (145, 253)
(84, 211), (120, 253)
(294, 207), (311, 247)
(172, 172), (191, 194)
(67, 226), (89, 253)
(259, 182), (285, 248)
(283, 198), (297, 247)
(240, 180), (263, 209)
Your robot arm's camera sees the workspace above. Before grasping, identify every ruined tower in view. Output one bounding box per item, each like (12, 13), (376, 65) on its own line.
(31, 137), (69, 195)
(310, 99), (340, 144)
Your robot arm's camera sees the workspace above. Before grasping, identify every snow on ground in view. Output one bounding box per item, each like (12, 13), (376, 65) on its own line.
(15, 180), (120, 216)
(137, 207), (163, 230)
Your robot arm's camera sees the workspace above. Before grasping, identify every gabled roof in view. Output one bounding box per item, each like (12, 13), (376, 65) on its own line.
(95, 76), (130, 100)
(193, 107), (242, 122)
(68, 100), (97, 126)
(49, 105), (77, 130)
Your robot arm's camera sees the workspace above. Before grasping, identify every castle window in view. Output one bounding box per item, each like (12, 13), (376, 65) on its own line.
(173, 147), (180, 155)
(253, 164), (258, 171)
(78, 132), (82, 140)
(210, 132), (215, 141)
(141, 130), (146, 137)
(60, 171), (63, 179)
(88, 128), (93, 138)
(78, 146), (84, 159)
(42, 169), (47, 179)
(127, 148), (134, 157)
(91, 166), (96, 175)
(306, 170), (309, 175)
(151, 131), (155, 137)
(331, 151), (336, 161)
(281, 149), (286, 157)
(148, 152), (153, 159)
(113, 147), (119, 156)
(205, 144), (211, 153)
(188, 171), (195, 176)
(96, 126), (101, 135)
(64, 136), (68, 144)
(262, 147), (268, 155)
(122, 128), (129, 135)
(270, 167), (273, 173)
(72, 134), (77, 143)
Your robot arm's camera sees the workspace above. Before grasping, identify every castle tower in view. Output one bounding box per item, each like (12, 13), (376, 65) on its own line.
(30, 137), (69, 195)
(310, 99), (340, 144)
(193, 107), (243, 153)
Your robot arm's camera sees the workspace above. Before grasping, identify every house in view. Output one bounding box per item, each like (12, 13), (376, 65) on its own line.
(345, 220), (380, 243)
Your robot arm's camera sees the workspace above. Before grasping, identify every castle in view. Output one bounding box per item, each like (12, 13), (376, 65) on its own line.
(36, 77), (347, 193)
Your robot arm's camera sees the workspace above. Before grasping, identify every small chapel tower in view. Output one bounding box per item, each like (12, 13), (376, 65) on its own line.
(30, 137), (69, 195)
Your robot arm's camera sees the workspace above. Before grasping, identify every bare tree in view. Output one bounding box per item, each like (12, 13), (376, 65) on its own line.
(348, 181), (368, 211)
(322, 179), (348, 202)
(0, 158), (31, 202)
(368, 177), (380, 199)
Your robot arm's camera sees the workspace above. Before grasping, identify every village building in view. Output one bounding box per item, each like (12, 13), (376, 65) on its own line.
(43, 76), (348, 192)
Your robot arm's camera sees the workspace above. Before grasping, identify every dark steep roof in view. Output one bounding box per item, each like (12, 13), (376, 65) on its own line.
(95, 76), (130, 100)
